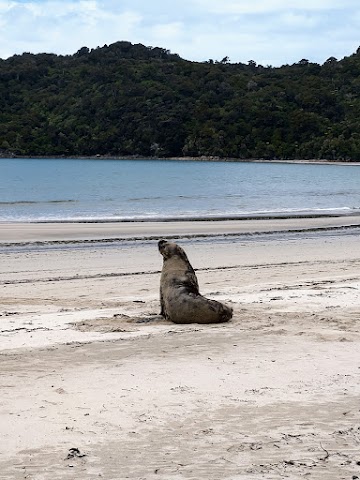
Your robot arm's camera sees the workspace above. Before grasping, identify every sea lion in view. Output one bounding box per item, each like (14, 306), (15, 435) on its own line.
(158, 240), (233, 324)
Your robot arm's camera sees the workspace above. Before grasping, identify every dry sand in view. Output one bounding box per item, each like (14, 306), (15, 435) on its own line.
(1, 218), (360, 479)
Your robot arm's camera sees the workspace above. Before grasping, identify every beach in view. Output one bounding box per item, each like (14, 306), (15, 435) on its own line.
(1, 217), (360, 479)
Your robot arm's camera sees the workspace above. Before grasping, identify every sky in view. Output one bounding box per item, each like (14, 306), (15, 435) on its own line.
(1, 0), (360, 66)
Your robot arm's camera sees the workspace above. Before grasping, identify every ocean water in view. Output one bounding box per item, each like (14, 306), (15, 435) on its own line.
(0, 158), (359, 222)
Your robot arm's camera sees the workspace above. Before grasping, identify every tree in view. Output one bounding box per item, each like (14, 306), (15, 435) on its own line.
(0, 40), (360, 160)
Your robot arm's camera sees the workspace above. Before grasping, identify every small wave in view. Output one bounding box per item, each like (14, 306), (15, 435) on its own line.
(128, 194), (245, 202)
(0, 205), (358, 224)
(237, 206), (353, 215)
(1, 212), (359, 225)
(128, 195), (212, 202)
(0, 200), (78, 206)
(129, 196), (166, 202)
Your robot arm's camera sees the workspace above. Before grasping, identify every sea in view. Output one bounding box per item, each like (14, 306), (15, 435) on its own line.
(0, 158), (359, 223)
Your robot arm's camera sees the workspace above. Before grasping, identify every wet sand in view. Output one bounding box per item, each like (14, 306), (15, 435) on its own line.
(1, 219), (360, 479)
(1, 214), (360, 243)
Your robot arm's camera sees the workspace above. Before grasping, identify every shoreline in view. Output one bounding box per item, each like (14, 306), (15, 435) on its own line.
(1, 214), (360, 245)
(2, 155), (360, 476)
(1, 211), (359, 223)
(1, 154), (360, 165)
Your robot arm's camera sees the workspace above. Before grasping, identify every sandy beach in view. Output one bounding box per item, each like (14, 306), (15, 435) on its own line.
(1, 217), (360, 479)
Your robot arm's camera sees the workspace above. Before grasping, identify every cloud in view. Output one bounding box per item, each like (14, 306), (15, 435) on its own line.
(0, 1), (143, 58)
(279, 12), (319, 28)
(193, 0), (360, 15)
(150, 22), (184, 39)
(0, 0), (360, 65)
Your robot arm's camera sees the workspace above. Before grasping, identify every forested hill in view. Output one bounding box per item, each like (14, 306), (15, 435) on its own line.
(2, 41), (360, 160)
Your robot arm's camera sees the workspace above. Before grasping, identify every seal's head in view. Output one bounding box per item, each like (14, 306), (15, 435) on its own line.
(158, 240), (189, 262)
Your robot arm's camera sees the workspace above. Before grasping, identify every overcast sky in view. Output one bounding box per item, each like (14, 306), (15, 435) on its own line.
(1, 0), (360, 66)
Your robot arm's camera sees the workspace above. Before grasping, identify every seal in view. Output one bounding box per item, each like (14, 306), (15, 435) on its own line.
(158, 239), (233, 324)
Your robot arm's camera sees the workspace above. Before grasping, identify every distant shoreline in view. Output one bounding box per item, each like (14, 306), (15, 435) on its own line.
(1, 154), (360, 166)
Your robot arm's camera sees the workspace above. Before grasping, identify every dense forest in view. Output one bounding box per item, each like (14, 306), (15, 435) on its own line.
(1, 41), (360, 160)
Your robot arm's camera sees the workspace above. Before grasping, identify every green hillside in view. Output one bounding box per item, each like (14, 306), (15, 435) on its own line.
(1, 41), (360, 160)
